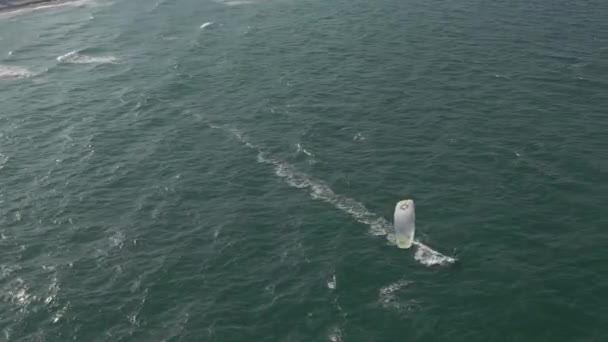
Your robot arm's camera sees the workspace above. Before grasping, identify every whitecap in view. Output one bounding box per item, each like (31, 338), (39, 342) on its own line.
(413, 241), (457, 266)
(296, 142), (316, 164)
(221, 0), (255, 6)
(53, 303), (69, 323)
(379, 279), (421, 311)
(0, 264), (21, 280)
(3, 278), (36, 308)
(0, 65), (35, 79)
(327, 274), (336, 290)
(200, 22), (213, 29)
(0, 153), (8, 169)
(128, 313), (140, 327)
(0, 0), (97, 17)
(379, 279), (411, 299)
(296, 143), (315, 157)
(44, 275), (60, 305)
(109, 231), (125, 249)
(328, 326), (343, 342)
(57, 50), (118, 64)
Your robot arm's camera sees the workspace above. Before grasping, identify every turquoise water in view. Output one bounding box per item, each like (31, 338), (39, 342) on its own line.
(1, 0), (607, 340)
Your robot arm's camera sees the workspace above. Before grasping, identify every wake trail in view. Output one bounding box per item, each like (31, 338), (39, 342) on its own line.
(57, 50), (118, 64)
(211, 125), (456, 266)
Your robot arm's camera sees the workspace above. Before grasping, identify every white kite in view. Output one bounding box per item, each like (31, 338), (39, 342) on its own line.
(394, 199), (416, 249)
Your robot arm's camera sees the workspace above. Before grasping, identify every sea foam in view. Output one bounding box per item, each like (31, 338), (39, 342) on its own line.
(210, 124), (457, 266)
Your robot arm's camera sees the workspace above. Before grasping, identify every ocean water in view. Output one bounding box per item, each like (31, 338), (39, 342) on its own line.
(1, 0), (607, 340)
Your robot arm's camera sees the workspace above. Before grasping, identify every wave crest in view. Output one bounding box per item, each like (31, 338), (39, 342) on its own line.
(0, 65), (35, 79)
(57, 50), (118, 64)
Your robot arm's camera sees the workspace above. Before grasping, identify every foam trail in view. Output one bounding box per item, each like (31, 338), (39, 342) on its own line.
(413, 241), (456, 266)
(295, 143), (314, 157)
(221, 0), (255, 6)
(327, 274), (336, 290)
(0, 0), (96, 17)
(57, 50), (118, 64)
(378, 279), (422, 312)
(0, 65), (35, 79)
(257, 151), (390, 236)
(328, 326), (343, 342)
(200, 22), (213, 29)
(211, 125), (456, 266)
(379, 279), (411, 309)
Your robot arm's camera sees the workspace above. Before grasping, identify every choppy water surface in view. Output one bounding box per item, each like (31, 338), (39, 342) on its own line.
(1, 0), (607, 340)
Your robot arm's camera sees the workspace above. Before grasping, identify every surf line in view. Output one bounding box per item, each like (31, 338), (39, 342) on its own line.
(210, 124), (456, 266)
